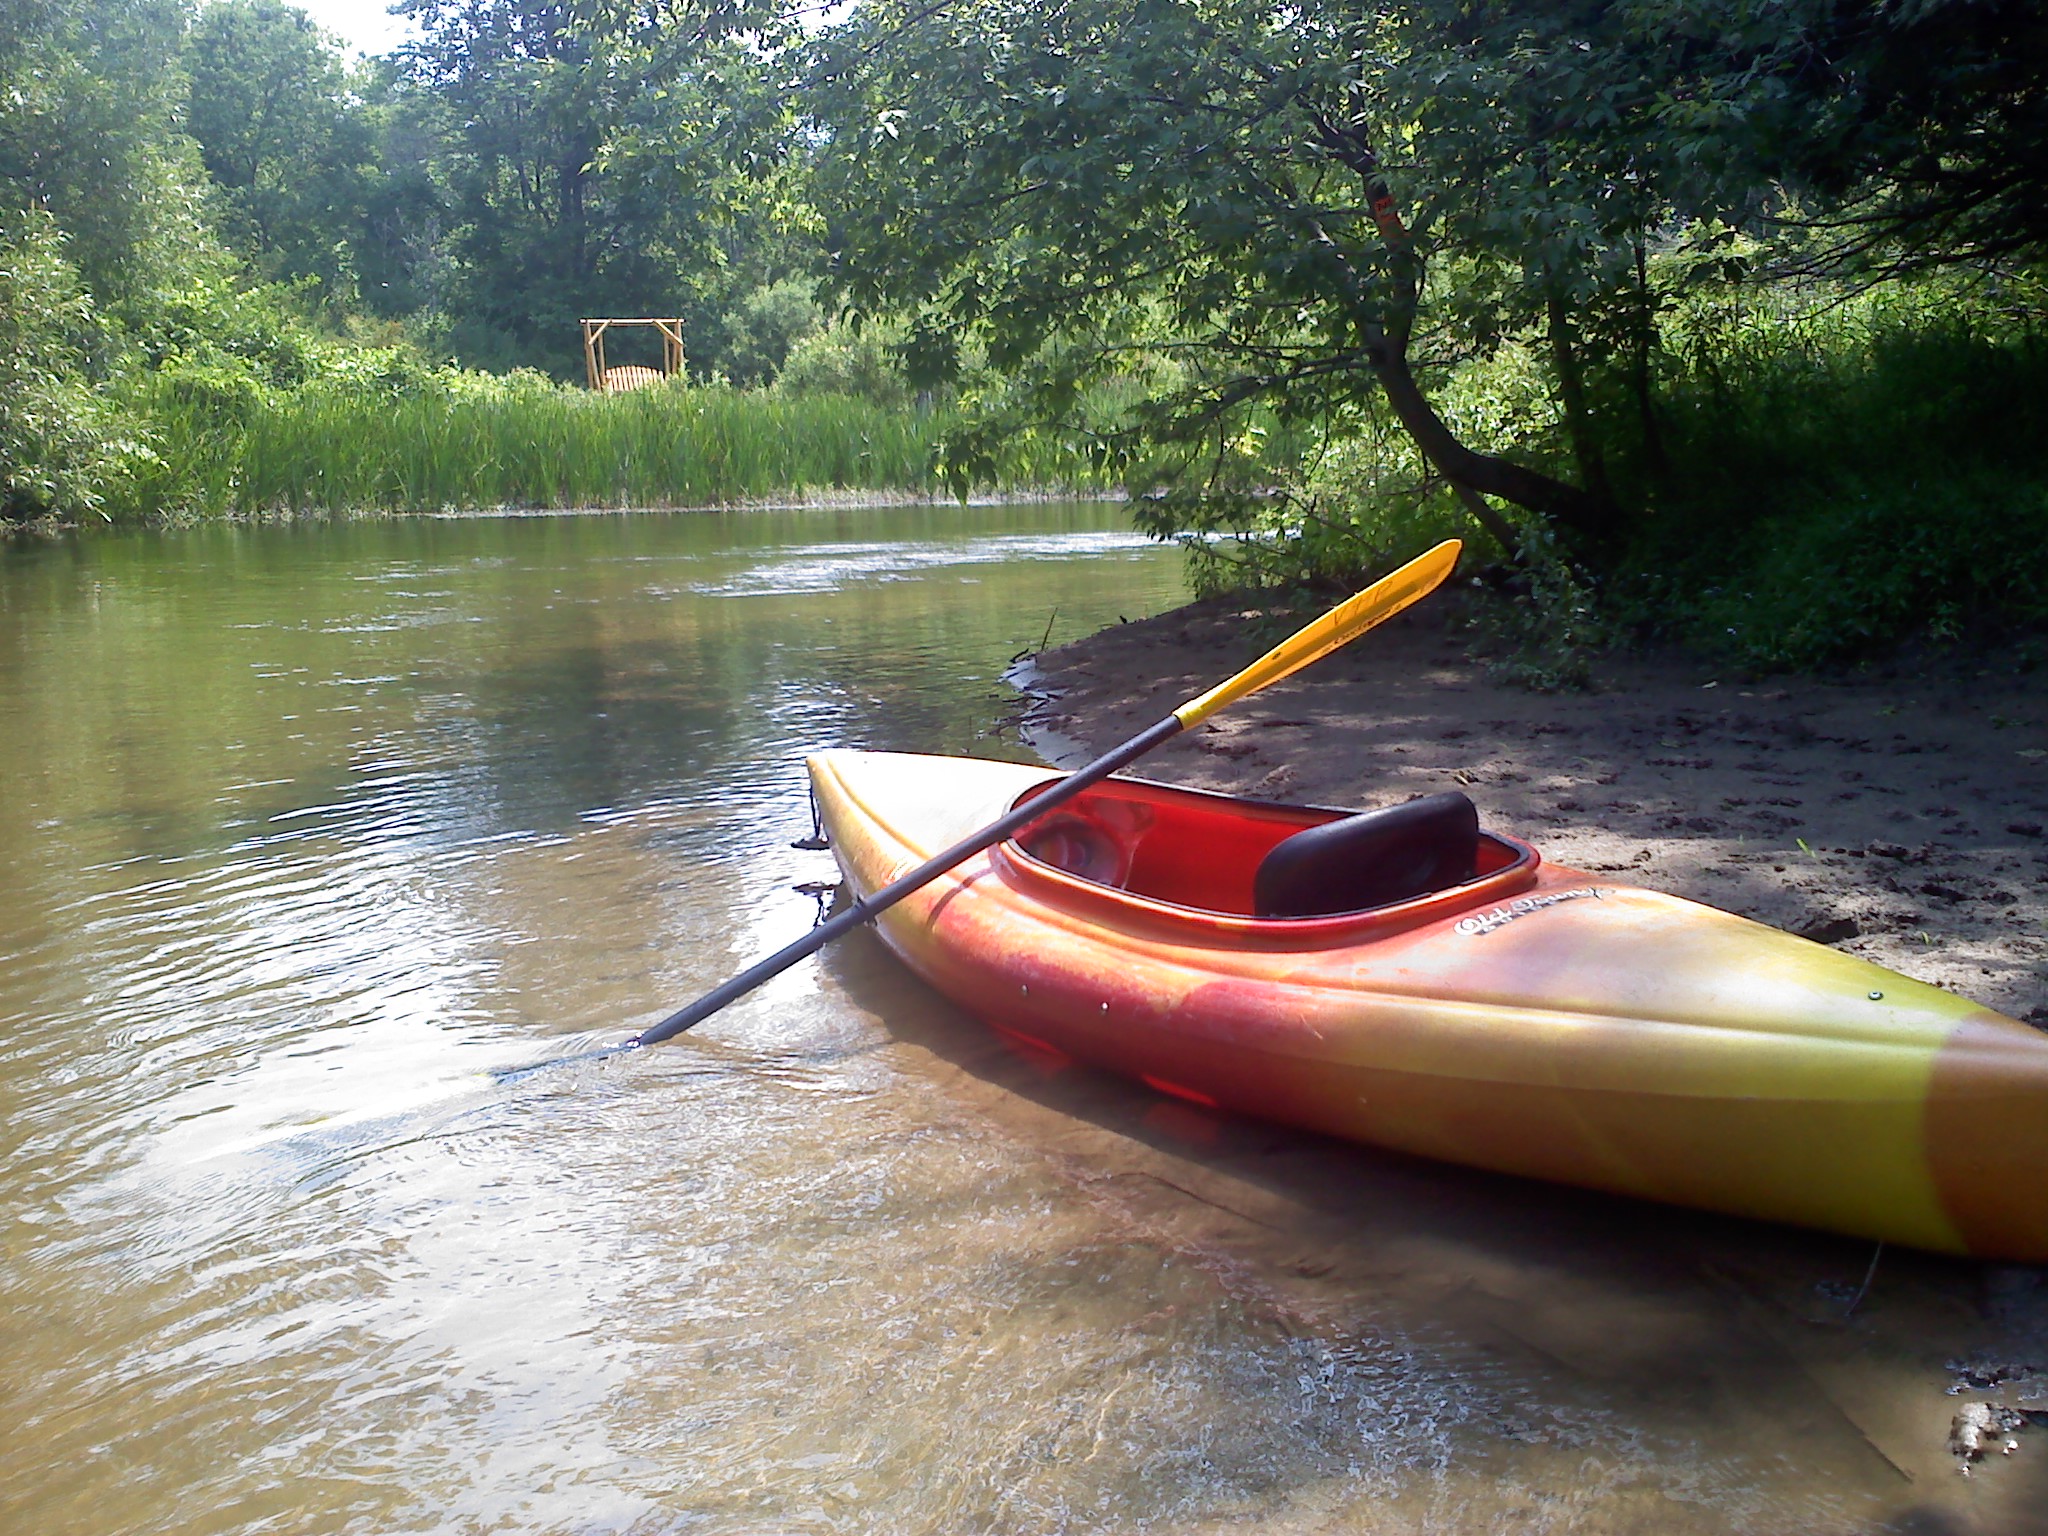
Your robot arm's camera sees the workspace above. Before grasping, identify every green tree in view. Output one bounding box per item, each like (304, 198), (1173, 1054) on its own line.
(718, 277), (822, 385)
(395, 0), (783, 370)
(0, 0), (216, 319)
(1746, 0), (2048, 276)
(345, 59), (457, 319)
(798, 0), (2048, 561)
(0, 209), (144, 519)
(801, 0), (1633, 551)
(185, 0), (379, 298)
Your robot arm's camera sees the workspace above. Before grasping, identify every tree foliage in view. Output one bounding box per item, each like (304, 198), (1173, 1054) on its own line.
(799, 0), (1774, 549)
(186, 0), (378, 295)
(0, 209), (146, 519)
(1761, 0), (2048, 276)
(0, 0), (218, 315)
(387, 0), (800, 369)
(785, 0), (2047, 568)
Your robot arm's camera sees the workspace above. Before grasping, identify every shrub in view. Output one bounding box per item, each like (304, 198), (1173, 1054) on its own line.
(778, 318), (915, 408)
(719, 278), (824, 387)
(0, 209), (151, 520)
(1623, 284), (2048, 665)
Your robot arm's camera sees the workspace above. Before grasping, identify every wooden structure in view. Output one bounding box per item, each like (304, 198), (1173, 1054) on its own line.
(580, 318), (685, 392)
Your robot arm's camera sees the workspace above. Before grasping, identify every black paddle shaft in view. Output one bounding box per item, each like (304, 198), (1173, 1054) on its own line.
(632, 715), (1182, 1046)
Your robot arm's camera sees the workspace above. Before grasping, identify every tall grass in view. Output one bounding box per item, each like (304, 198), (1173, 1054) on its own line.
(243, 382), (935, 512)
(122, 371), (1113, 518)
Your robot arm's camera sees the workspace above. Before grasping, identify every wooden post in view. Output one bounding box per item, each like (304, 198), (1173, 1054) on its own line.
(580, 319), (608, 391)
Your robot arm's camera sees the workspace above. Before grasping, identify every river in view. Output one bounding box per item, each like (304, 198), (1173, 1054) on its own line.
(0, 502), (2025, 1534)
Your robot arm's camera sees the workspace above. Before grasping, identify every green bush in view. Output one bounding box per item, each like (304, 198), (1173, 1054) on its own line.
(778, 318), (915, 407)
(0, 208), (151, 521)
(719, 278), (824, 387)
(1622, 285), (2048, 666)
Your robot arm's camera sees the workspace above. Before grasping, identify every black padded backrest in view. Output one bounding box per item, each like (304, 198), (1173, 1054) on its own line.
(1252, 791), (1480, 918)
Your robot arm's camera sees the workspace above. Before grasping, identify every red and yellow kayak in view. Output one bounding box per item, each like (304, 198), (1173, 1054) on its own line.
(810, 748), (2048, 1260)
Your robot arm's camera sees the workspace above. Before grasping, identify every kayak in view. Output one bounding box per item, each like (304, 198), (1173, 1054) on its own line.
(808, 748), (2048, 1260)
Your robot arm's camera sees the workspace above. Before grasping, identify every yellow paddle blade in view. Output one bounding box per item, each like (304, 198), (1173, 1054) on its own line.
(1172, 538), (1462, 730)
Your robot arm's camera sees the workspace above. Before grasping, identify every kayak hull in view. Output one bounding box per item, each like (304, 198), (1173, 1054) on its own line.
(809, 749), (2048, 1260)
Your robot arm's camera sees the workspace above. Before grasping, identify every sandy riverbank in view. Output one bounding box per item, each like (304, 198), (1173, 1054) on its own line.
(1026, 594), (2048, 1023)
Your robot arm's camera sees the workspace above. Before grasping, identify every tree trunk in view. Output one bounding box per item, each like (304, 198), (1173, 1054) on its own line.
(1363, 329), (1613, 543)
(1448, 478), (1521, 554)
(1310, 113), (1618, 553)
(1545, 290), (1615, 511)
(1632, 237), (1666, 480)
(561, 131), (595, 286)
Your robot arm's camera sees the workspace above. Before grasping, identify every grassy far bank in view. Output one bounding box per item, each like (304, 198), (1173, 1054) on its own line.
(115, 372), (1112, 519)
(0, 207), (1109, 526)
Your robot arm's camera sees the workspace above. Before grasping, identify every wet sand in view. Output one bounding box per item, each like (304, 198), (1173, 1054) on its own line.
(999, 592), (2048, 1528)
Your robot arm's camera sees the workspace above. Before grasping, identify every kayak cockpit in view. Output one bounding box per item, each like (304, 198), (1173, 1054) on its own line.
(995, 774), (1538, 942)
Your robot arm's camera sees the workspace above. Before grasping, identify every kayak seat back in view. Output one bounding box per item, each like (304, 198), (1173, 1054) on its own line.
(1253, 791), (1479, 918)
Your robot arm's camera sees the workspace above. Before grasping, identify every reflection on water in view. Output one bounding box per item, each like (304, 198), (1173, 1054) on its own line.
(1, 504), (2039, 1534)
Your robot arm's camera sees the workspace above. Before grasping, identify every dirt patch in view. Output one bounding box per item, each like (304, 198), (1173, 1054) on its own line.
(1023, 596), (2048, 1024)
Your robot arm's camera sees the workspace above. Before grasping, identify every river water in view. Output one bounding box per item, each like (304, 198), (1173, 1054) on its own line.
(0, 502), (2035, 1534)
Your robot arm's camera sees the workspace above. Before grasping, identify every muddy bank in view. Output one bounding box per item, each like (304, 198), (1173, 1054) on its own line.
(1026, 595), (2048, 1024)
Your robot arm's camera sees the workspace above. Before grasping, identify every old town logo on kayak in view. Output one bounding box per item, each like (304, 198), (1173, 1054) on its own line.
(1455, 887), (1608, 936)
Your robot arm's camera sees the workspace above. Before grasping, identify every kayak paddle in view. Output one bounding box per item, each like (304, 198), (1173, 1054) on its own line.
(630, 537), (1462, 1048)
